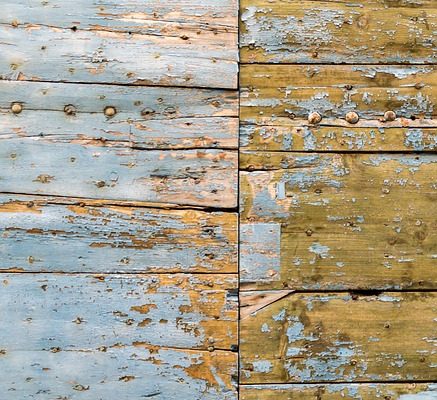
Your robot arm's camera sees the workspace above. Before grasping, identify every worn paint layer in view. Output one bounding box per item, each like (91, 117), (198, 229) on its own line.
(0, 81), (238, 149)
(0, 347), (237, 399)
(0, 273), (237, 350)
(0, 195), (237, 273)
(1, 1), (238, 88)
(240, 292), (437, 383)
(241, 64), (437, 151)
(240, 152), (437, 290)
(241, 383), (437, 399)
(240, 1), (437, 64)
(0, 140), (237, 208)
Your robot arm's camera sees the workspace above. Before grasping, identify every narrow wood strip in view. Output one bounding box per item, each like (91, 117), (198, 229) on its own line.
(240, 383), (437, 399)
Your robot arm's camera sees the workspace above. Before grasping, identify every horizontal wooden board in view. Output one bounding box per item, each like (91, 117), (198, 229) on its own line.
(2, 0), (237, 29)
(0, 81), (238, 149)
(241, 65), (437, 120)
(0, 139), (237, 208)
(240, 292), (437, 383)
(0, 7), (237, 89)
(241, 124), (437, 152)
(0, 347), (237, 399)
(241, 65), (437, 150)
(241, 383), (437, 399)
(240, 0), (437, 64)
(240, 152), (437, 290)
(0, 195), (236, 273)
(0, 273), (237, 351)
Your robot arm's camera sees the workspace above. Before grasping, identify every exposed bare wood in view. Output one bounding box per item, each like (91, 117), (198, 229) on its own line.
(240, 0), (437, 64)
(240, 292), (437, 383)
(240, 151), (437, 290)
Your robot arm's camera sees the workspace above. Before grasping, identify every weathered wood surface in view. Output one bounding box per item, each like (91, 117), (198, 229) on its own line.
(241, 383), (437, 399)
(0, 273), (238, 397)
(0, 139), (237, 208)
(240, 292), (437, 383)
(1, 1), (238, 89)
(240, 152), (437, 290)
(241, 65), (437, 151)
(0, 195), (237, 273)
(0, 347), (237, 399)
(240, 0), (437, 64)
(0, 81), (238, 149)
(2, 0), (238, 28)
(0, 273), (237, 350)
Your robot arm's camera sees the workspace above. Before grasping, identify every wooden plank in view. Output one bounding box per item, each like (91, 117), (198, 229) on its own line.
(0, 2), (238, 89)
(0, 195), (237, 273)
(2, 0), (238, 29)
(240, 0), (437, 64)
(241, 383), (437, 399)
(241, 124), (437, 153)
(241, 64), (437, 151)
(0, 273), (237, 351)
(0, 273), (237, 397)
(0, 347), (237, 399)
(0, 139), (237, 208)
(0, 81), (238, 149)
(240, 291), (437, 383)
(240, 152), (437, 290)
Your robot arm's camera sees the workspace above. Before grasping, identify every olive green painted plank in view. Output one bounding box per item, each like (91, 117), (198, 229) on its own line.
(240, 383), (437, 399)
(240, 124), (437, 152)
(240, 0), (437, 64)
(0, 194), (236, 273)
(241, 64), (437, 151)
(240, 152), (437, 290)
(0, 20), (237, 89)
(0, 139), (237, 208)
(0, 273), (237, 351)
(0, 81), (238, 149)
(240, 292), (437, 383)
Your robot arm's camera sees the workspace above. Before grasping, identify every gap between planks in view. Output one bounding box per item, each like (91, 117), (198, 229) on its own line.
(0, 77), (239, 92)
(0, 191), (239, 213)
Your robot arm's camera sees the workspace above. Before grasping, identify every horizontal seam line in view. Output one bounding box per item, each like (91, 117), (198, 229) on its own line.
(0, 78), (238, 91)
(0, 192), (238, 212)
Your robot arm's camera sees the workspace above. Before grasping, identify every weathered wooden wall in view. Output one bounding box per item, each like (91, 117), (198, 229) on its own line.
(0, 1), (238, 398)
(240, 0), (437, 398)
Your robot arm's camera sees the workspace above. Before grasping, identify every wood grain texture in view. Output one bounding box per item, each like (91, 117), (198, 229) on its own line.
(241, 383), (437, 399)
(0, 80), (238, 149)
(240, 291), (437, 383)
(240, 0), (437, 64)
(0, 347), (236, 399)
(240, 152), (437, 290)
(0, 273), (237, 351)
(0, 195), (237, 273)
(1, 1), (238, 89)
(241, 64), (437, 151)
(2, 0), (238, 28)
(0, 139), (237, 208)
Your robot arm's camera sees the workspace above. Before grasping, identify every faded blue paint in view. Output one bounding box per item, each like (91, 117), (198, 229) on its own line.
(0, 197), (236, 273)
(240, 223), (281, 283)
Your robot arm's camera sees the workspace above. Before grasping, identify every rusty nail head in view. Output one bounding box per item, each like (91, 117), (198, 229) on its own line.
(384, 111), (396, 122)
(308, 112), (322, 125)
(64, 105), (76, 115)
(104, 106), (117, 117)
(11, 103), (23, 114)
(345, 111), (359, 124)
